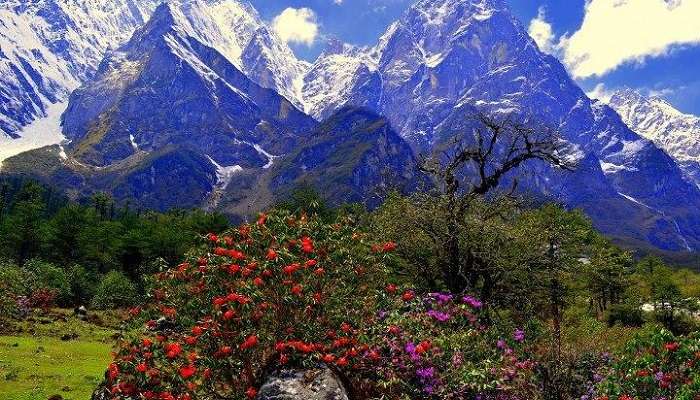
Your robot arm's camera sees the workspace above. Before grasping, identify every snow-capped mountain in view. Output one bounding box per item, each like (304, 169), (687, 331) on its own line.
(61, 2), (314, 167)
(0, 0), (161, 139)
(608, 89), (700, 187)
(0, 0), (307, 147)
(300, 0), (700, 252)
(3, 0), (700, 254)
(301, 38), (377, 120)
(0, 3), (418, 213)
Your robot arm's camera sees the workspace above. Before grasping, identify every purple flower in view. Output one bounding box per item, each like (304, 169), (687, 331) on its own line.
(430, 292), (454, 304)
(497, 339), (507, 350)
(513, 329), (525, 342)
(405, 342), (416, 354)
(416, 367), (435, 379)
(427, 309), (451, 322)
(462, 295), (483, 309)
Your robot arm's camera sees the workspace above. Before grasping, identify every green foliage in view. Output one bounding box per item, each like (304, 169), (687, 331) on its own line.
(91, 271), (139, 310)
(67, 265), (100, 305)
(23, 259), (72, 306)
(0, 182), (47, 265)
(596, 327), (700, 400)
(0, 181), (232, 307)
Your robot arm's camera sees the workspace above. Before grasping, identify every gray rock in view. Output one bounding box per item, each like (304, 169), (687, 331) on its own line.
(256, 367), (349, 400)
(91, 385), (110, 400)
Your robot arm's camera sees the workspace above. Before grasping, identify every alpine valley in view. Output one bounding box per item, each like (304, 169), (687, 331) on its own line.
(2, 0), (700, 257)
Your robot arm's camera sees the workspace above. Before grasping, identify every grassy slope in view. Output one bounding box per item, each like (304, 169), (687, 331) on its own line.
(0, 310), (119, 400)
(0, 336), (111, 399)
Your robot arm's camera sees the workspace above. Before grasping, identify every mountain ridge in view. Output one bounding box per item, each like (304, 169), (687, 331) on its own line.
(608, 88), (700, 188)
(2, 0), (700, 255)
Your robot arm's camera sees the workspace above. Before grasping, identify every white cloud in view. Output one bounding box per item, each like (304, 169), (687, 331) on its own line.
(562, 0), (700, 79)
(333, 0), (343, 4)
(528, 7), (555, 54)
(272, 7), (319, 46)
(587, 83), (615, 103)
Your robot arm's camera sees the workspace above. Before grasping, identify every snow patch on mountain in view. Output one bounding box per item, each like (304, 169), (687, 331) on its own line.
(206, 155), (243, 210)
(0, 100), (67, 164)
(608, 89), (700, 186)
(618, 191), (693, 252)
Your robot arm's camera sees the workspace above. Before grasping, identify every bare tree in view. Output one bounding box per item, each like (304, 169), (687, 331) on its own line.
(418, 113), (576, 294)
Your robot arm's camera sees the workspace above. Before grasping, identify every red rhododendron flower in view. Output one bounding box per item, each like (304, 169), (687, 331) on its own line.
(402, 290), (415, 301)
(246, 387), (257, 399)
(136, 363), (148, 373)
(223, 310), (236, 321)
(336, 357), (349, 367)
(165, 343), (182, 359)
(240, 335), (259, 350)
(179, 364), (197, 379)
(664, 342), (680, 352)
(108, 363), (119, 380)
(266, 248), (278, 260)
(291, 284), (303, 296)
(228, 264), (241, 275)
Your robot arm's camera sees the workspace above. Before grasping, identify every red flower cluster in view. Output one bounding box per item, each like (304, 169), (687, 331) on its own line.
(102, 210), (393, 400)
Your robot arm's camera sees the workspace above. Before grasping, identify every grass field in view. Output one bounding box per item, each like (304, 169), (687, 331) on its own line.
(0, 310), (120, 400)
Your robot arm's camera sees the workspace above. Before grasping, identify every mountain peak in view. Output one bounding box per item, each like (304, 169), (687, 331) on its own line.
(608, 88), (700, 187)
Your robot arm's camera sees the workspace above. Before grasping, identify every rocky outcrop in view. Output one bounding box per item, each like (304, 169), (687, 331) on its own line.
(256, 367), (350, 400)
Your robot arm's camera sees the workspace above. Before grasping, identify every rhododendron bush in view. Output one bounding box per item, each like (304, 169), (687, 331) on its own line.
(594, 328), (700, 400)
(106, 211), (393, 399)
(370, 292), (539, 399)
(101, 211), (539, 400)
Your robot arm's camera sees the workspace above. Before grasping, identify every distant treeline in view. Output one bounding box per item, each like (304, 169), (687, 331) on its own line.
(0, 179), (232, 309)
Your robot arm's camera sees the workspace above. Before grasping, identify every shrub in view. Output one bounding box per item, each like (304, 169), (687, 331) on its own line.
(368, 292), (539, 399)
(28, 287), (58, 309)
(594, 327), (700, 400)
(606, 304), (644, 328)
(23, 259), (73, 306)
(68, 264), (99, 305)
(103, 211), (391, 399)
(99, 211), (545, 400)
(0, 260), (32, 297)
(92, 271), (139, 310)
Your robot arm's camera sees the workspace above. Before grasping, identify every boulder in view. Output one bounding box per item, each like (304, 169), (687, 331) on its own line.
(256, 366), (350, 400)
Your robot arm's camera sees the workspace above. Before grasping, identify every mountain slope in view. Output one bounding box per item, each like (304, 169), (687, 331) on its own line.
(0, 3), (314, 210)
(215, 107), (425, 217)
(0, 0), (160, 139)
(609, 89), (700, 187)
(0, 0), (308, 155)
(300, 0), (700, 252)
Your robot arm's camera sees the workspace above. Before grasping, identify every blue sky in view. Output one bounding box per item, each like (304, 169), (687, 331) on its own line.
(249, 0), (700, 115)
